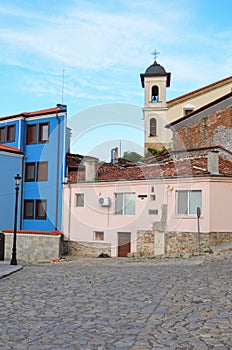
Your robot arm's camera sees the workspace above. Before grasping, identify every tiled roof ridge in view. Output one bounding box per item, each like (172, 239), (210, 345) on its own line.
(0, 104), (66, 122)
(165, 92), (232, 129)
(2, 229), (63, 236)
(0, 144), (23, 154)
(168, 76), (232, 105)
(166, 92), (232, 128)
(170, 145), (232, 156)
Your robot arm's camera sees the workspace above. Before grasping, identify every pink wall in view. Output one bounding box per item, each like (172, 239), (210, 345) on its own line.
(210, 179), (232, 232)
(62, 176), (232, 256)
(167, 178), (211, 233)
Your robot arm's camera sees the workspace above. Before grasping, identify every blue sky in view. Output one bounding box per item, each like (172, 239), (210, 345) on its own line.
(0, 0), (232, 160)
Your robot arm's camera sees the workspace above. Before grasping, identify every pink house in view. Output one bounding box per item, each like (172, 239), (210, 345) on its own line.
(62, 93), (232, 257)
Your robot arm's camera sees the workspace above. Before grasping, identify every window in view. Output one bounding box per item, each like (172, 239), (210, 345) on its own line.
(39, 123), (49, 143)
(24, 200), (34, 219)
(115, 193), (135, 215)
(37, 162), (48, 181)
(25, 163), (36, 182)
(25, 162), (48, 182)
(150, 118), (157, 137)
(151, 85), (159, 102)
(94, 231), (104, 241)
(148, 209), (158, 215)
(0, 127), (5, 143)
(27, 124), (36, 144)
(76, 193), (84, 207)
(24, 199), (47, 220)
(36, 200), (47, 219)
(184, 109), (194, 115)
(176, 190), (202, 215)
(7, 125), (15, 142)
(0, 125), (15, 142)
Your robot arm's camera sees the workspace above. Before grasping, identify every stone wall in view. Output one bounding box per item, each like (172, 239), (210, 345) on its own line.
(137, 230), (232, 256)
(3, 232), (61, 263)
(67, 241), (111, 258)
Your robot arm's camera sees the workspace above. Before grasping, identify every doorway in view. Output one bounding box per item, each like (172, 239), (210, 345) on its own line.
(118, 232), (131, 257)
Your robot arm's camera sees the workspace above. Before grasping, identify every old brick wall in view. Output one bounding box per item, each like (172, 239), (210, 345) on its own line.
(137, 230), (232, 256)
(173, 107), (232, 151)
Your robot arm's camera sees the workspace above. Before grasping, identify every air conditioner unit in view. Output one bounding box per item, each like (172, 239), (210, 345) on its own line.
(98, 197), (111, 206)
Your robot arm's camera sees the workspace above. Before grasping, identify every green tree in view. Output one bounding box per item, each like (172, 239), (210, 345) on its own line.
(146, 147), (167, 157)
(122, 151), (143, 163)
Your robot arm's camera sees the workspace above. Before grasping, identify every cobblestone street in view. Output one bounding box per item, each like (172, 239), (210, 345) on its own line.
(0, 253), (231, 350)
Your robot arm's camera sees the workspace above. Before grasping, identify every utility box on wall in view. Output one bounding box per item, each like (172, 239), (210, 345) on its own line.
(154, 232), (165, 255)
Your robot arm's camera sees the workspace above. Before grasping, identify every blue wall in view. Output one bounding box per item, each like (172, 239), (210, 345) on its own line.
(0, 152), (22, 231)
(22, 115), (66, 231)
(0, 106), (69, 232)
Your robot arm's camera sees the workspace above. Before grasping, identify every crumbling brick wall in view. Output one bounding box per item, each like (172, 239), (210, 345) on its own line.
(173, 107), (232, 151)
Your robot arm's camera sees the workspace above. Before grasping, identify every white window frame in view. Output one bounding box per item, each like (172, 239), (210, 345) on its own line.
(94, 231), (104, 241)
(75, 193), (84, 207)
(176, 190), (202, 216)
(115, 192), (135, 216)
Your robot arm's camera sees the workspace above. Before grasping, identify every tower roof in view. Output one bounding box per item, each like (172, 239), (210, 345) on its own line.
(145, 61), (167, 75)
(140, 60), (171, 88)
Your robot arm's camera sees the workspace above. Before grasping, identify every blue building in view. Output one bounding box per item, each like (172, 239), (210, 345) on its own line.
(0, 104), (70, 232)
(0, 145), (23, 231)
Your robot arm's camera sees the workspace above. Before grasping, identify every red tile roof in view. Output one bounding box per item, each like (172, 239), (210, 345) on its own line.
(66, 152), (84, 167)
(0, 144), (23, 154)
(2, 229), (63, 236)
(67, 153), (232, 183)
(0, 104), (66, 122)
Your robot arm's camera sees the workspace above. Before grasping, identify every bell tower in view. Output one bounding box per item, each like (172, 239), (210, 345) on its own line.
(140, 53), (171, 154)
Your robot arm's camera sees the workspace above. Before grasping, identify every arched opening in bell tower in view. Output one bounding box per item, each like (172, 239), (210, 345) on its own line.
(151, 85), (159, 102)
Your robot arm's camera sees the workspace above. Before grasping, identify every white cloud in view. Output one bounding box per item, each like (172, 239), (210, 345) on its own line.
(0, 0), (231, 106)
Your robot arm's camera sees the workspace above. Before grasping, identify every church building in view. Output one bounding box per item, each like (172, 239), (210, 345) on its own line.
(140, 58), (232, 153)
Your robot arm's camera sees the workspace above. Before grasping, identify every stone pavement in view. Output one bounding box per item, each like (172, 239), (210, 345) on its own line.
(0, 253), (231, 350)
(0, 262), (23, 279)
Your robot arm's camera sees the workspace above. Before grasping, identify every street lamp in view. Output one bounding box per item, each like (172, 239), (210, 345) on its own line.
(10, 174), (21, 265)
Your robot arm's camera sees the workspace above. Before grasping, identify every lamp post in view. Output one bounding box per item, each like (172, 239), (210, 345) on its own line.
(197, 206), (201, 254)
(10, 174), (21, 265)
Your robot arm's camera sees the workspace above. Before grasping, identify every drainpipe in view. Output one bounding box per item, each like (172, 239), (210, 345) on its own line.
(55, 111), (61, 230)
(67, 182), (71, 254)
(20, 154), (26, 230)
(20, 117), (26, 230)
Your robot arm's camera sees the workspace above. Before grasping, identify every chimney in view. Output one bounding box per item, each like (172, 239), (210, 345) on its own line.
(111, 147), (118, 165)
(208, 151), (219, 175)
(83, 157), (98, 181)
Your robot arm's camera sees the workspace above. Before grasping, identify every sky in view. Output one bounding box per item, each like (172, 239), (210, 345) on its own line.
(0, 0), (232, 160)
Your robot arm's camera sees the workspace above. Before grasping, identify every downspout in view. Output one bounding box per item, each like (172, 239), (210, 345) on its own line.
(20, 154), (25, 230)
(67, 182), (71, 254)
(55, 111), (61, 230)
(20, 117), (26, 230)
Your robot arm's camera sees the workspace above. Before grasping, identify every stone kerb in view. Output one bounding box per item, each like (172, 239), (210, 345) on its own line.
(3, 232), (61, 263)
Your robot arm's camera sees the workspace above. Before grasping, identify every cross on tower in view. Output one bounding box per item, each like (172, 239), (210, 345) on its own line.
(151, 49), (160, 61)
